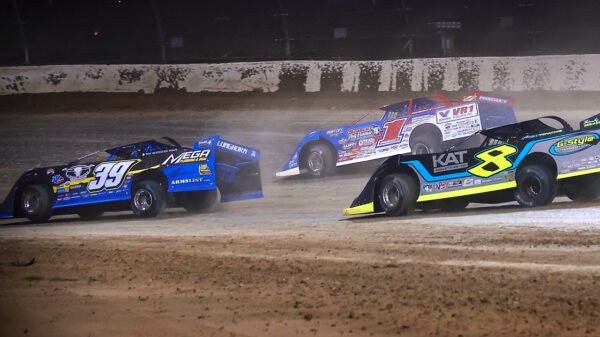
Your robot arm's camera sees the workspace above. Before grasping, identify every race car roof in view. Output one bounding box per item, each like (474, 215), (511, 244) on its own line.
(105, 138), (181, 158)
(379, 96), (444, 113)
(481, 116), (572, 139)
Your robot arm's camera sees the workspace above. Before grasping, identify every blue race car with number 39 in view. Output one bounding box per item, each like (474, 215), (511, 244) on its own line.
(0, 136), (262, 223)
(276, 91), (516, 178)
(343, 114), (600, 217)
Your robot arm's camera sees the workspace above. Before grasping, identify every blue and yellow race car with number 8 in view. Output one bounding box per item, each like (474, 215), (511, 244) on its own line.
(343, 114), (600, 216)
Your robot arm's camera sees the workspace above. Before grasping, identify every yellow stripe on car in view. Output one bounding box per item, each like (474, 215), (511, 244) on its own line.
(52, 177), (95, 193)
(342, 202), (374, 216)
(417, 181), (517, 202)
(129, 165), (160, 175)
(557, 167), (600, 180)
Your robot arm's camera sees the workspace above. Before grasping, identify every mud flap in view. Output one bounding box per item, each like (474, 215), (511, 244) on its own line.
(0, 184), (19, 219)
(197, 137), (263, 202)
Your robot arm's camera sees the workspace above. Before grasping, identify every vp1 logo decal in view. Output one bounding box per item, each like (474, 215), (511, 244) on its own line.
(377, 119), (407, 147)
(88, 160), (137, 192)
(436, 104), (478, 123)
(549, 133), (599, 156)
(468, 144), (517, 178)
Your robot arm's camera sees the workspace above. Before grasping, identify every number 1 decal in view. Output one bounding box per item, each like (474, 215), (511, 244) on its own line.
(467, 145), (517, 178)
(377, 119), (407, 147)
(88, 160), (137, 192)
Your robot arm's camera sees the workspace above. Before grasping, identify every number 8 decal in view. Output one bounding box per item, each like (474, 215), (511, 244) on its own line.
(467, 145), (517, 178)
(88, 160), (137, 192)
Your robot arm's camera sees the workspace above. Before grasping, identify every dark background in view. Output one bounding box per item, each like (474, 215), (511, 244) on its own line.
(1, 0), (598, 66)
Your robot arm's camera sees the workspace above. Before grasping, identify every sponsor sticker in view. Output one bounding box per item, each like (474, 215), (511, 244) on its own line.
(435, 182), (446, 191)
(448, 180), (462, 188)
(326, 128), (343, 136)
(358, 138), (375, 146)
(217, 140), (249, 155)
(521, 129), (563, 140)
(583, 117), (600, 128)
(478, 95), (508, 104)
(196, 139), (212, 147)
(162, 150), (211, 165)
(51, 175), (64, 185)
(198, 164), (212, 175)
(432, 150), (468, 173)
(423, 184), (433, 193)
(171, 178), (207, 185)
(549, 133), (599, 156)
(63, 164), (94, 181)
(142, 148), (177, 156)
(436, 104), (478, 124)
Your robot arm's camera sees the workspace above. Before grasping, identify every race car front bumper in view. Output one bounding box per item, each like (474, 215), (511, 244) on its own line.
(0, 212), (13, 219)
(342, 202), (374, 216)
(275, 167), (301, 177)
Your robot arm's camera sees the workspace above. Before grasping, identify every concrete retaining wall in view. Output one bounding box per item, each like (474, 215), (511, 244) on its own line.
(1, 54), (600, 95)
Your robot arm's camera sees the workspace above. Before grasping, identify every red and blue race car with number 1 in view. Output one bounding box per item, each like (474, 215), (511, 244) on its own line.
(276, 91), (517, 178)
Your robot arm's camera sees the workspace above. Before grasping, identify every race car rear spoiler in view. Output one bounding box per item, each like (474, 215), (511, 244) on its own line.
(581, 113), (600, 129)
(194, 136), (263, 202)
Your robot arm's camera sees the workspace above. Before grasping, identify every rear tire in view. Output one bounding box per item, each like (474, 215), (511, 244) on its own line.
(410, 133), (442, 155)
(20, 184), (53, 223)
(304, 143), (336, 177)
(180, 189), (218, 213)
(563, 174), (600, 202)
(514, 165), (556, 207)
(130, 180), (165, 218)
(377, 173), (418, 216)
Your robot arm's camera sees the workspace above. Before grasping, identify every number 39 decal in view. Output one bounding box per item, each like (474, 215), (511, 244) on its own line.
(88, 160), (137, 192)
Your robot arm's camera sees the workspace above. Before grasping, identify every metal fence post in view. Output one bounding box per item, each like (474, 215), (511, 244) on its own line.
(10, 0), (30, 64)
(151, 0), (166, 62)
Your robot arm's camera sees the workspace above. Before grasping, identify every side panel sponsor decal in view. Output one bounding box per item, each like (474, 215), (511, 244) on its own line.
(549, 133), (599, 156)
(162, 150), (211, 165)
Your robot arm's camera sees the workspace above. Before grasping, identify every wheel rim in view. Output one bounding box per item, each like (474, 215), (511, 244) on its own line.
(382, 182), (402, 209)
(307, 151), (324, 173)
(22, 190), (41, 215)
(134, 189), (153, 211)
(412, 143), (430, 155)
(523, 176), (542, 198)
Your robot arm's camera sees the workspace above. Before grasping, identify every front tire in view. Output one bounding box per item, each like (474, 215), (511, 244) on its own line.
(180, 189), (218, 213)
(304, 143), (336, 177)
(131, 180), (165, 218)
(20, 184), (53, 223)
(377, 173), (418, 216)
(514, 165), (556, 207)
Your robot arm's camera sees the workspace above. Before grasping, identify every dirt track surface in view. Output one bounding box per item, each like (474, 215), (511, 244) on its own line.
(1, 92), (600, 336)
